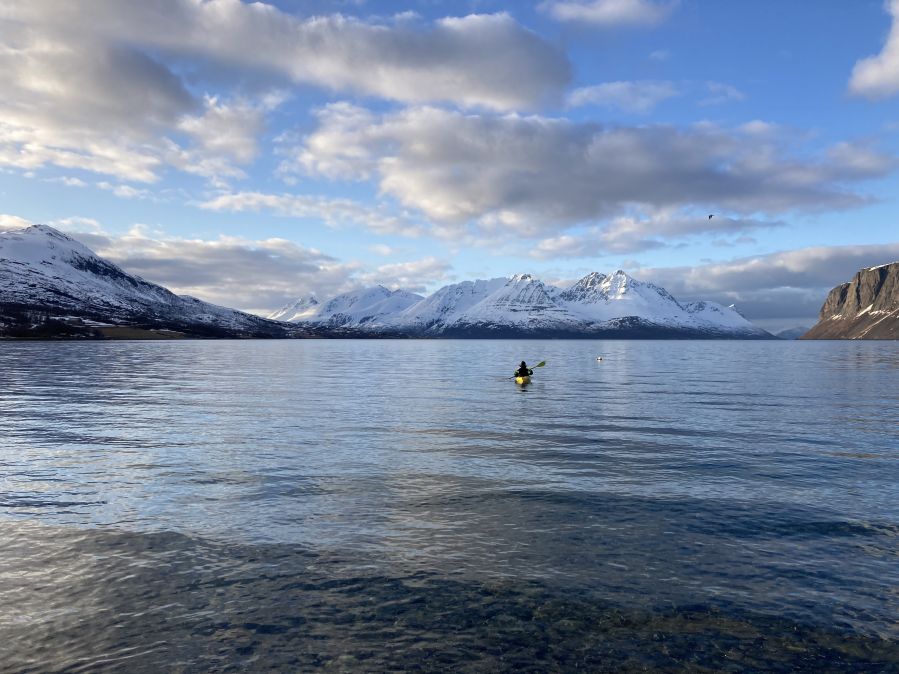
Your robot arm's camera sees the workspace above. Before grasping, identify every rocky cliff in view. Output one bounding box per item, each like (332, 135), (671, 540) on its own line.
(802, 262), (899, 339)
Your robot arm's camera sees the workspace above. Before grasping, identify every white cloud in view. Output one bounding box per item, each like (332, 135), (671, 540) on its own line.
(849, 0), (899, 99)
(596, 211), (783, 253)
(47, 176), (89, 188)
(49, 216), (103, 233)
(826, 141), (896, 175)
(530, 231), (606, 259)
(369, 244), (399, 256)
(0, 214), (34, 231)
(8, 3), (569, 111)
(199, 191), (425, 237)
(645, 243), (899, 294)
(0, 3), (569, 185)
(567, 80), (680, 113)
(177, 96), (266, 166)
(699, 81), (746, 106)
(0, 21), (193, 182)
(541, 0), (678, 26)
(568, 79), (744, 113)
(2, 214), (106, 234)
(97, 182), (153, 200)
(740, 120), (778, 136)
(357, 257), (453, 292)
(527, 211), (782, 258)
(288, 104), (894, 244)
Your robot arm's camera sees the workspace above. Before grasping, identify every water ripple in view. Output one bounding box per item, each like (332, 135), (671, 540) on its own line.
(0, 339), (897, 670)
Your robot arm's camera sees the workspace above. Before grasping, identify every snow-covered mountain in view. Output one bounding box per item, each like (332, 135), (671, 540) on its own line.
(432, 274), (573, 334)
(560, 271), (687, 324)
(268, 295), (320, 322)
(388, 277), (509, 332)
(0, 225), (772, 340)
(282, 270), (772, 338)
(277, 285), (424, 327)
(0, 224), (292, 338)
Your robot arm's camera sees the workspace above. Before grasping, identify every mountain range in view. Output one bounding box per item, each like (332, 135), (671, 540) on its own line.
(1, 224), (779, 339)
(271, 271), (773, 339)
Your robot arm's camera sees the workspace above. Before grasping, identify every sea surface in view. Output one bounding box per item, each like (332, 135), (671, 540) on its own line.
(0, 339), (897, 672)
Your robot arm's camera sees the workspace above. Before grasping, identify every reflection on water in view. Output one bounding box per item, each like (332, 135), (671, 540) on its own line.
(0, 340), (898, 671)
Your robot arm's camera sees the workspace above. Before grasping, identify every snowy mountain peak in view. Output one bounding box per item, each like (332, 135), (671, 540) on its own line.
(509, 273), (534, 283)
(1, 224), (106, 268)
(21, 223), (72, 240)
(602, 270), (637, 296)
(0, 224), (158, 297)
(579, 271), (607, 287)
(558, 272), (609, 303)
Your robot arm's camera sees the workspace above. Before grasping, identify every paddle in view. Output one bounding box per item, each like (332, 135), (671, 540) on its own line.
(509, 361), (546, 378)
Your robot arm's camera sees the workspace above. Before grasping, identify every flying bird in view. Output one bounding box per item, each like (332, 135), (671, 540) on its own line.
(708, 214), (715, 219)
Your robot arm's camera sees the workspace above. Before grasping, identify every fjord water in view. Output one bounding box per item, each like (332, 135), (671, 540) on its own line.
(1, 340), (897, 672)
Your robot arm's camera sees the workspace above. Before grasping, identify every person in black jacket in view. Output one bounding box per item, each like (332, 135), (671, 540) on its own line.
(514, 361), (533, 378)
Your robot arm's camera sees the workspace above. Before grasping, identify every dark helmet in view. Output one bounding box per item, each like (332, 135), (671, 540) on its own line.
(520, 361), (527, 367)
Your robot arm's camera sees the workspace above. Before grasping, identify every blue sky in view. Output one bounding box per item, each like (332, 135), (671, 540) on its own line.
(2, 0), (899, 329)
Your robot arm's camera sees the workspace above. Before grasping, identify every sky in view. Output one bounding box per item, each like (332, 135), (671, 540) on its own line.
(2, 0), (899, 331)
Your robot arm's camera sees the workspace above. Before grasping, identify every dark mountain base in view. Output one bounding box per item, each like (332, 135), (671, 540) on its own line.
(0, 304), (292, 340)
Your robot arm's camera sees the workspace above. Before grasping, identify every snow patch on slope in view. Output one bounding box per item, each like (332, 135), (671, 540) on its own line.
(310, 286), (424, 327)
(268, 295), (320, 322)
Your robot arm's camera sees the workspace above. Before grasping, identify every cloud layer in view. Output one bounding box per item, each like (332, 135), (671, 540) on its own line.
(529, 212), (783, 258)
(285, 104), (893, 248)
(541, 0), (678, 26)
(35, 221), (449, 312)
(567, 81), (681, 113)
(636, 243), (899, 325)
(200, 191), (425, 237)
(7, 2), (569, 110)
(0, 2), (570, 184)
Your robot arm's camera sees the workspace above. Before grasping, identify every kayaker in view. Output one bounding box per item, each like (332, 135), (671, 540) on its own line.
(515, 361), (533, 378)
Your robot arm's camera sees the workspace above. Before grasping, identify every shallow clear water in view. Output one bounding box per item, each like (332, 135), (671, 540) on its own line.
(1, 339), (897, 672)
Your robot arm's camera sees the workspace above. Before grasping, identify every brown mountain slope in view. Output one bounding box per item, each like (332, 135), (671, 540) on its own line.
(801, 262), (899, 339)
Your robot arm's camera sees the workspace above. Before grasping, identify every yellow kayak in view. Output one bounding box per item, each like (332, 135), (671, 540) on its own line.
(515, 375), (531, 385)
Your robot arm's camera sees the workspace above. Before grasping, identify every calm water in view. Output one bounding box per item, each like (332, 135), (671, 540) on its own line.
(0, 339), (897, 672)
